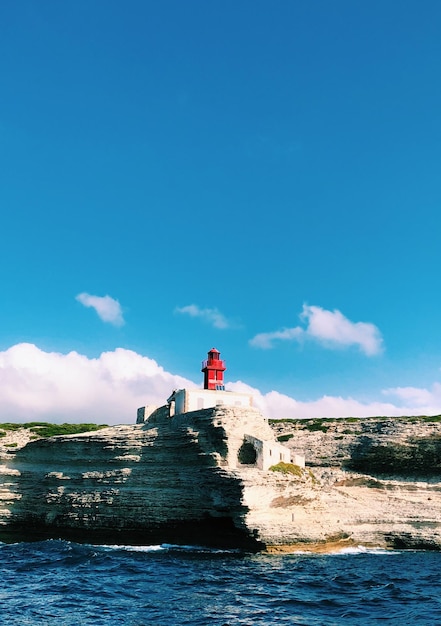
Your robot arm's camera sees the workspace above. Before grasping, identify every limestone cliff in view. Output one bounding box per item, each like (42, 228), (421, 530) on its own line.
(272, 416), (441, 550)
(1, 409), (441, 551)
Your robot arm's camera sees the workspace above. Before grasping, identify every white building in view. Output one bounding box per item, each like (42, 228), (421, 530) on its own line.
(167, 388), (253, 416)
(135, 348), (305, 471)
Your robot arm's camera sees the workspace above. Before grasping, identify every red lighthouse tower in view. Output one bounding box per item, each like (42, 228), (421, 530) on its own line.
(201, 348), (226, 390)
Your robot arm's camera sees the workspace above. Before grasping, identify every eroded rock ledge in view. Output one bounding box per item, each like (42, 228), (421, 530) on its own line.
(1, 409), (441, 551)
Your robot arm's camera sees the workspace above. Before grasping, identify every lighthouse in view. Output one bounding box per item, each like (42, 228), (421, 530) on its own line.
(201, 348), (226, 391)
(138, 347), (254, 421)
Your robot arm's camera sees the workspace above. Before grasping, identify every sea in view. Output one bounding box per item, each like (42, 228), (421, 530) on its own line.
(0, 541), (440, 625)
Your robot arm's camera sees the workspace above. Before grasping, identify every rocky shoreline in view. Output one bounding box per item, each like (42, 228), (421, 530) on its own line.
(1, 409), (441, 551)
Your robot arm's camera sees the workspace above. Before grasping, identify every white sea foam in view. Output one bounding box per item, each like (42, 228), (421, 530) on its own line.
(336, 545), (394, 555)
(98, 543), (240, 554)
(288, 545), (398, 556)
(99, 544), (164, 552)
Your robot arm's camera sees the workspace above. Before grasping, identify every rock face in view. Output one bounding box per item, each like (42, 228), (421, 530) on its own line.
(272, 416), (441, 550)
(1, 409), (441, 551)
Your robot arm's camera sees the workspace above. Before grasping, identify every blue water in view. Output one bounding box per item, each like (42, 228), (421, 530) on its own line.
(0, 541), (440, 625)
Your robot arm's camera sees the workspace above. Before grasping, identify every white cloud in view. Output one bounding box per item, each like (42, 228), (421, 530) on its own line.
(0, 343), (194, 424)
(175, 304), (231, 329)
(382, 384), (441, 410)
(301, 305), (383, 356)
(0, 343), (439, 425)
(76, 293), (125, 327)
(250, 304), (383, 356)
(227, 380), (441, 419)
(249, 327), (303, 349)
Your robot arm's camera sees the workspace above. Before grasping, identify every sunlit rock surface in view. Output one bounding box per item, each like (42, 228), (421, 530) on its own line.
(1, 409), (441, 551)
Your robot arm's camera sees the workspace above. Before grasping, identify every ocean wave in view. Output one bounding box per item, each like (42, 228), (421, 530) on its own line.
(96, 542), (241, 554)
(288, 545), (398, 556)
(0, 541), (440, 624)
(335, 545), (397, 555)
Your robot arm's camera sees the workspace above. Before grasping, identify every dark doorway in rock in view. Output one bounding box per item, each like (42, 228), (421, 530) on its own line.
(238, 441), (257, 465)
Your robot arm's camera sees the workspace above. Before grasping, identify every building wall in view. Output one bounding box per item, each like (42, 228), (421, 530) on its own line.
(172, 388), (253, 415)
(244, 434), (293, 471)
(136, 405), (158, 423)
(291, 453), (306, 468)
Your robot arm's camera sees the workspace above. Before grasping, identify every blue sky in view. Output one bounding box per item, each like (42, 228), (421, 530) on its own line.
(1, 1), (441, 423)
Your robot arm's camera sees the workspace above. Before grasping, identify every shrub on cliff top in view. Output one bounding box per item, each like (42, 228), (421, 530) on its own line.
(269, 462), (303, 477)
(0, 422), (108, 438)
(27, 423), (108, 437)
(0, 423), (22, 431)
(269, 415), (441, 425)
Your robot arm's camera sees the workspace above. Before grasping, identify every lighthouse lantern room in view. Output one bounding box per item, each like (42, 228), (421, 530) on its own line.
(201, 348), (226, 390)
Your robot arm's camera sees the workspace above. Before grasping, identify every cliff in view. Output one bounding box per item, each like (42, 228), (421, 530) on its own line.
(1, 408), (441, 551)
(272, 416), (441, 550)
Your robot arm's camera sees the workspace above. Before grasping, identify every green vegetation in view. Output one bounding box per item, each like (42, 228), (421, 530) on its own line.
(269, 462), (303, 477)
(0, 423), (22, 432)
(277, 433), (293, 442)
(416, 415), (441, 423)
(0, 422), (108, 438)
(26, 423), (108, 437)
(336, 476), (385, 489)
(270, 417), (341, 432)
(4, 442), (17, 447)
(325, 531), (350, 542)
(270, 417), (334, 432)
(308, 469), (318, 484)
(270, 415), (441, 425)
(305, 421), (329, 433)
